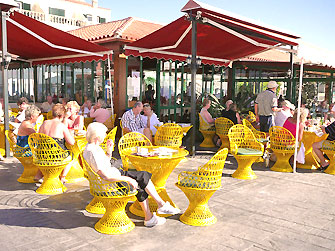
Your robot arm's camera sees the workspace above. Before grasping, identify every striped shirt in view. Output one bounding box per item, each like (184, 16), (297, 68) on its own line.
(121, 109), (145, 132)
(325, 121), (335, 141)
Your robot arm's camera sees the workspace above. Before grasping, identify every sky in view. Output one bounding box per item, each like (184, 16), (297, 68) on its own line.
(97, 0), (335, 54)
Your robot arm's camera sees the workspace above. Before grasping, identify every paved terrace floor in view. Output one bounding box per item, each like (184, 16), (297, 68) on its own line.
(0, 152), (334, 251)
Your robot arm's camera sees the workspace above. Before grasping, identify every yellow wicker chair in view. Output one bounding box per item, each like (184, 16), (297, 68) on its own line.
(215, 117), (234, 150)
(84, 117), (94, 130)
(154, 123), (183, 147)
(81, 158), (137, 235)
(46, 110), (53, 120)
(320, 140), (335, 175)
(228, 125), (264, 179)
(199, 113), (216, 148)
(118, 132), (152, 171)
(119, 120), (129, 136)
(103, 113), (117, 132)
(269, 126), (296, 173)
(5, 130), (39, 183)
(176, 148), (228, 226)
(28, 133), (73, 195)
(247, 111), (256, 123)
(100, 126), (117, 152)
(11, 108), (19, 113)
(34, 115), (44, 132)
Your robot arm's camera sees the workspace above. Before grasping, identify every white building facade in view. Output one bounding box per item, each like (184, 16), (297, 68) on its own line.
(14, 0), (111, 31)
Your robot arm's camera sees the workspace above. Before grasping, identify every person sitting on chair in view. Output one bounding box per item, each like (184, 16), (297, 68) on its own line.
(140, 103), (160, 135)
(83, 122), (180, 227)
(121, 101), (153, 142)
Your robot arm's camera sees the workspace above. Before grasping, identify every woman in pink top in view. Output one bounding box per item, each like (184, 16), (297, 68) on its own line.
(199, 98), (215, 129)
(283, 108), (308, 142)
(90, 99), (111, 124)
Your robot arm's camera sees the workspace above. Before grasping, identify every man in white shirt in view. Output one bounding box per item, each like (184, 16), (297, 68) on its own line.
(40, 95), (54, 113)
(274, 100), (295, 127)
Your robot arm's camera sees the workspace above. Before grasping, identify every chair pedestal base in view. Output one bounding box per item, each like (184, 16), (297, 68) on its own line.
(218, 135), (230, 151)
(323, 152), (335, 175)
(199, 130), (215, 148)
(129, 188), (177, 217)
(17, 158), (39, 183)
(271, 152), (293, 173)
(297, 153), (319, 170)
(86, 196), (106, 214)
(232, 156), (259, 180)
(176, 184), (217, 226)
(95, 196), (135, 235)
(66, 160), (86, 183)
(36, 166), (67, 195)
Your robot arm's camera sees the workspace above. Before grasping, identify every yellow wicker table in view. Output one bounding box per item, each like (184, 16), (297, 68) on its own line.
(123, 146), (189, 217)
(297, 131), (328, 170)
(65, 134), (87, 183)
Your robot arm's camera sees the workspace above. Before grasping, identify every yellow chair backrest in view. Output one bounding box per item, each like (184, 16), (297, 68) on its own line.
(155, 123), (183, 147)
(177, 148), (228, 190)
(28, 133), (72, 166)
(46, 110), (53, 120)
(199, 113), (214, 131)
(11, 108), (19, 113)
(242, 119), (266, 140)
(81, 157), (136, 198)
(228, 124), (263, 155)
(119, 119), (128, 136)
(34, 115), (45, 132)
(103, 113), (117, 130)
(269, 126), (296, 152)
(100, 126), (117, 152)
(215, 117), (234, 136)
(247, 111), (256, 123)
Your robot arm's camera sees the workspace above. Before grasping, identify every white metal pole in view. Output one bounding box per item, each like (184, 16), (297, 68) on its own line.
(107, 53), (113, 116)
(293, 58), (304, 173)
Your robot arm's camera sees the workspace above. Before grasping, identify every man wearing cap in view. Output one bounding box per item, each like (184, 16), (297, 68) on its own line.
(254, 81), (282, 133)
(274, 100), (295, 127)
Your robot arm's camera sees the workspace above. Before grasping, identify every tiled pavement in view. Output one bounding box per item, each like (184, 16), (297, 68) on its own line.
(0, 153), (334, 251)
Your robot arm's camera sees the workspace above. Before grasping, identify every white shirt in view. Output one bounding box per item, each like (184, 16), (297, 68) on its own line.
(83, 143), (121, 178)
(16, 111), (26, 123)
(41, 102), (54, 113)
(275, 109), (292, 127)
(141, 113), (160, 135)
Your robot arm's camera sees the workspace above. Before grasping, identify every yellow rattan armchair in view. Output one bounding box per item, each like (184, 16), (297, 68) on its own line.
(119, 119), (129, 136)
(228, 124), (264, 179)
(100, 126), (117, 151)
(269, 126), (296, 173)
(199, 113), (216, 148)
(321, 140), (335, 175)
(118, 132), (152, 171)
(175, 148), (228, 226)
(103, 113), (117, 132)
(215, 117), (234, 150)
(247, 111), (256, 123)
(28, 133), (73, 195)
(5, 130), (39, 183)
(82, 158), (137, 235)
(34, 115), (44, 132)
(154, 123), (183, 147)
(242, 119), (267, 142)
(46, 110), (53, 120)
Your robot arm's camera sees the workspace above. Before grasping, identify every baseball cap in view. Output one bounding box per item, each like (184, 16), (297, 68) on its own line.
(267, 81), (278, 89)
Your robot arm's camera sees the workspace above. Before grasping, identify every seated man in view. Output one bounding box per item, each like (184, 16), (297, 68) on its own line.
(15, 97), (29, 123)
(40, 95), (54, 113)
(312, 110), (335, 171)
(83, 122), (180, 227)
(121, 102), (153, 142)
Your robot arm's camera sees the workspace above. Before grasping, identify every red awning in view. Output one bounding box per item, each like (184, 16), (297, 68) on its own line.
(126, 0), (299, 66)
(1, 11), (111, 65)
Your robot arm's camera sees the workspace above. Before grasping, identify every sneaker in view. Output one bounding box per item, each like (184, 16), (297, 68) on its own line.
(144, 213), (166, 227)
(157, 201), (181, 215)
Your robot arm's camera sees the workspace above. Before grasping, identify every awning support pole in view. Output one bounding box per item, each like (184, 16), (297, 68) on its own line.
(293, 58), (304, 173)
(107, 53), (114, 116)
(190, 14), (197, 156)
(1, 11), (10, 157)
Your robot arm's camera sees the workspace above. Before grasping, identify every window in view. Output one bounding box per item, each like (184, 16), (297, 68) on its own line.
(99, 17), (106, 23)
(85, 14), (92, 22)
(49, 7), (65, 17)
(14, 1), (30, 10)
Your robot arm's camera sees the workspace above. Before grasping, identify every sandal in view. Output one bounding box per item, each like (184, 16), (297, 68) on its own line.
(318, 164), (329, 171)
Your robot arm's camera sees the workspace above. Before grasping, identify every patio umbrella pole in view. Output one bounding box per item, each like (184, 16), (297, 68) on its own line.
(107, 52), (114, 116)
(1, 10), (10, 157)
(190, 14), (197, 157)
(293, 58), (304, 173)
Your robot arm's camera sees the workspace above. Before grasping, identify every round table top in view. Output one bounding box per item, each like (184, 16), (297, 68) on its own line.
(122, 146), (189, 160)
